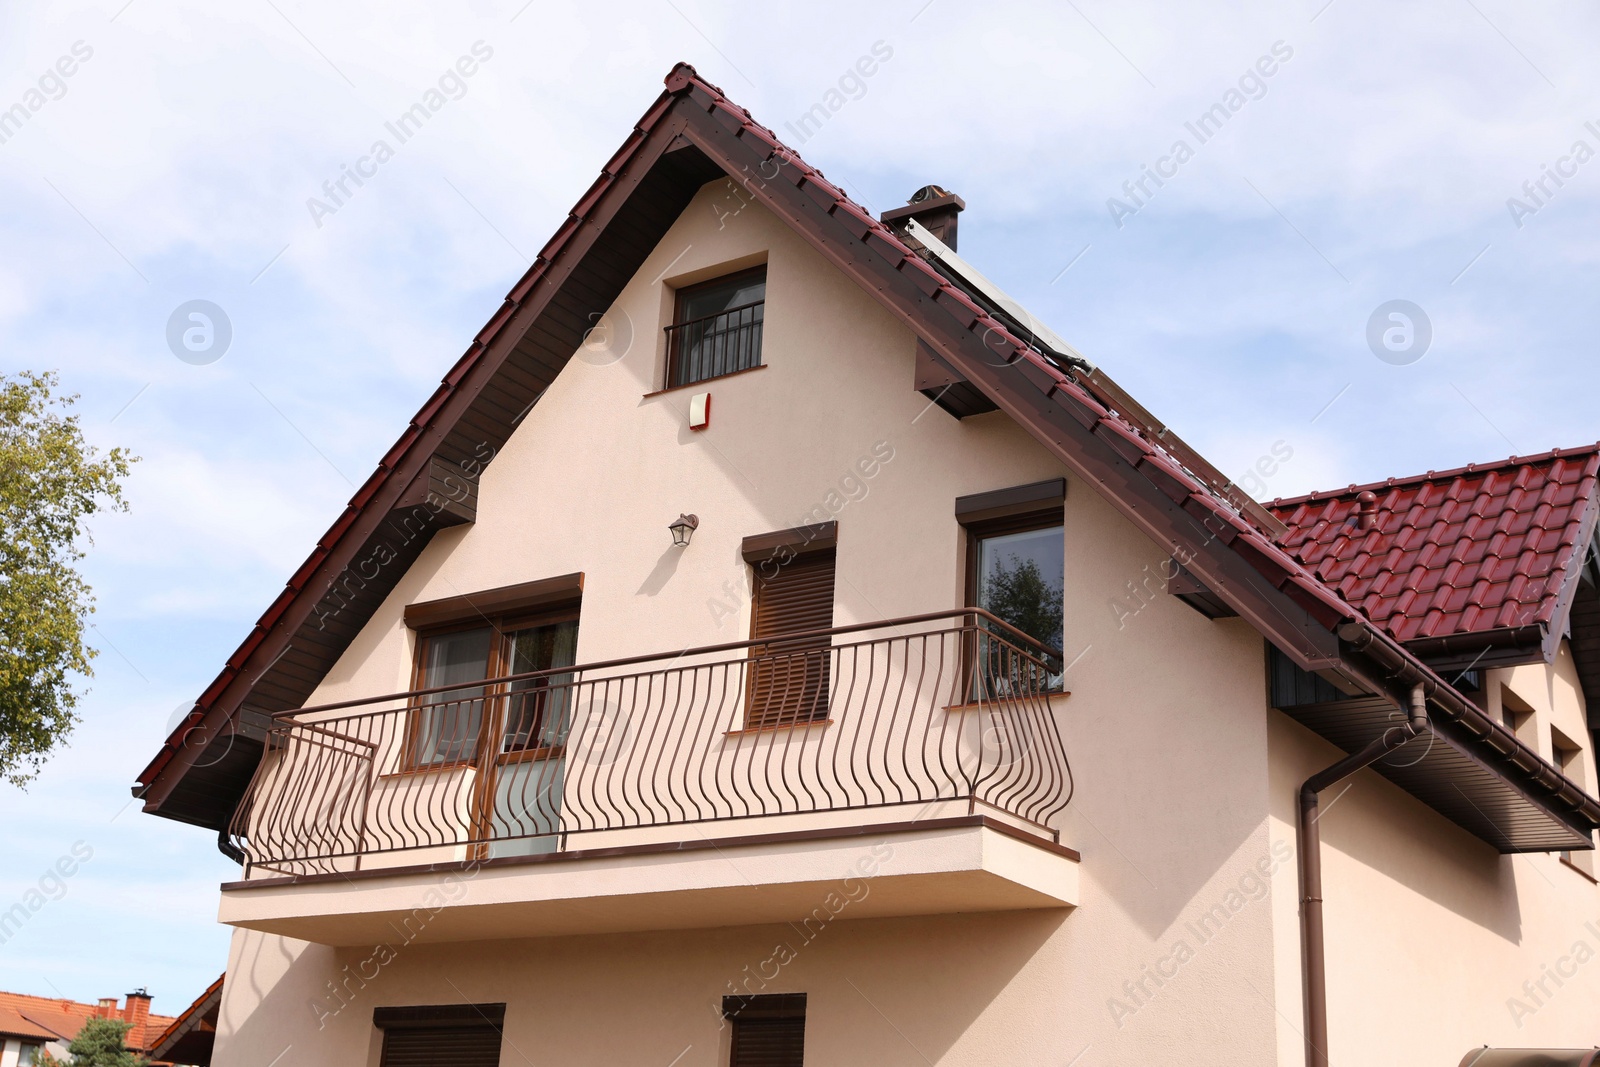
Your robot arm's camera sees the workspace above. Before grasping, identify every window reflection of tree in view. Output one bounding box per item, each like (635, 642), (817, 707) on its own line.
(979, 554), (1065, 696)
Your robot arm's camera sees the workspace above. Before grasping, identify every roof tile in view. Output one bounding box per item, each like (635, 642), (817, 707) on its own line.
(1273, 448), (1600, 644)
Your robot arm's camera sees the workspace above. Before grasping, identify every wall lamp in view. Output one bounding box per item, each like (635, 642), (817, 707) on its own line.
(669, 513), (699, 548)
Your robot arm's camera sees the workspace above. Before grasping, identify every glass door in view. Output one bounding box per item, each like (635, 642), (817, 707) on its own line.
(486, 618), (579, 857)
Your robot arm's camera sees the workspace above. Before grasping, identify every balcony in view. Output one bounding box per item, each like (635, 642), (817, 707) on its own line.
(218, 611), (1079, 944)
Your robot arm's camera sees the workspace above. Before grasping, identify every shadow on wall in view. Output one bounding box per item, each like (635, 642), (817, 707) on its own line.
(797, 909), (1071, 1064)
(1270, 711), (1522, 944)
(225, 934), (350, 1067)
(636, 543), (685, 597)
(1054, 620), (1280, 942)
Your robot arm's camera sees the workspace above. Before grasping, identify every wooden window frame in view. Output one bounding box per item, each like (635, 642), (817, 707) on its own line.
(402, 618), (501, 775)
(401, 596), (581, 775)
(402, 604), (580, 859)
(957, 481), (1066, 697)
(493, 605), (582, 763)
(666, 265), (768, 389)
(961, 511), (1065, 619)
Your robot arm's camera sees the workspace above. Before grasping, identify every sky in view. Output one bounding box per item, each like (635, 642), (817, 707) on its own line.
(2, 0), (1599, 1016)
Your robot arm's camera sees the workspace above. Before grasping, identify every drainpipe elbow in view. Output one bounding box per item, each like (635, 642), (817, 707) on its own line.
(1407, 681), (1429, 735)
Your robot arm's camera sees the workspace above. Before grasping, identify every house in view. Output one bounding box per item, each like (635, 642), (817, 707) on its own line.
(0, 989), (176, 1064)
(0, 1007), (55, 1067)
(132, 63), (1600, 1066)
(147, 975), (223, 1067)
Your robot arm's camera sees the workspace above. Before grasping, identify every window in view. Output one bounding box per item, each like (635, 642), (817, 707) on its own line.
(1551, 727), (1596, 878)
(743, 524), (836, 730)
(666, 266), (766, 388)
(19, 1045), (40, 1067)
(1500, 685), (1534, 738)
(724, 993), (806, 1067)
(376, 1004), (504, 1067)
(957, 480), (1066, 694)
(409, 615), (579, 769)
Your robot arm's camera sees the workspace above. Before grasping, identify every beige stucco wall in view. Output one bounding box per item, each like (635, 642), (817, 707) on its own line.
(1267, 639), (1600, 1064)
(1490, 642), (1598, 785)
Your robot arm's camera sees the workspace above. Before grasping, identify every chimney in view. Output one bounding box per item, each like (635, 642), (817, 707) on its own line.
(95, 998), (117, 1019)
(123, 989), (152, 1051)
(881, 185), (965, 251)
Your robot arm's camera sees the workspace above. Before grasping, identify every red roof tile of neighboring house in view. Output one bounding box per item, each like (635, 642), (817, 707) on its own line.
(0, 1005), (57, 1042)
(0, 991), (177, 1053)
(1272, 445), (1600, 645)
(147, 974), (222, 1066)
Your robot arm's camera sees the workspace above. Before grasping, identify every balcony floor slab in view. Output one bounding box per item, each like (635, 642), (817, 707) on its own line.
(217, 816), (1079, 946)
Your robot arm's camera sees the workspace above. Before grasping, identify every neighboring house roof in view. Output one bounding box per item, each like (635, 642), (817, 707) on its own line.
(147, 975), (222, 1066)
(0, 1005), (57, 1042)
(1274, 445), (1600, 664)
(132, 62), (1600, 854)
(0, 991), (177, 1053)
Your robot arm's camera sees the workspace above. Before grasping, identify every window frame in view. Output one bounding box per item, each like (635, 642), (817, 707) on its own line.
(956, 481), (1067, 699)
(962, 510), (1065, 629)
(1551, 724), (1597, 876)
(665, 265), (768, 389)
(1499, 683), (1536, 739)
(402, 603), (581, 774)
(961, 512), (1066, 699)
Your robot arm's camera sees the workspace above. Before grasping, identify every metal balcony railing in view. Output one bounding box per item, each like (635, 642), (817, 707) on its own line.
(227, 610), (1073, 876)
(663, 299), (764, 387)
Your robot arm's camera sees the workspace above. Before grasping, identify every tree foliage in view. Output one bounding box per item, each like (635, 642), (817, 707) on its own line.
(0, 371), (133, 786)
(983, 555), (1064, 650)
(37, 1018), (147, 1067)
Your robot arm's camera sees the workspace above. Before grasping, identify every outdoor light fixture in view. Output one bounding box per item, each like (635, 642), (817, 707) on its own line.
(669, 513), (699, 548)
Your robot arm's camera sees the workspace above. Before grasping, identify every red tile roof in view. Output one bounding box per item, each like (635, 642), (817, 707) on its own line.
(1272, 445), (1600, 644)
(0, 991), (178, 1053)
(0, 1004), (57, 1042)
(147, 974), (222, 1064)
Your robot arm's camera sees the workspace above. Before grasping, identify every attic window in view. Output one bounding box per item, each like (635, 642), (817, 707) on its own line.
(1500, 685), (1534, 738)
(665, 266), (766, 387)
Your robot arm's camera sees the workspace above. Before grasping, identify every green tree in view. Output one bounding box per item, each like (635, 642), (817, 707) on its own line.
(983, 555), (1063, 651)
(38, 1018), (147, 1067)
(978, 555), (1064, 696)
(0, 371), (134, 786)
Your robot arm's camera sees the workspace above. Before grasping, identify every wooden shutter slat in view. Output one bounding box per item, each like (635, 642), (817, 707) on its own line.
(380, 1024), (503, 1066)
(747, 552), (835, 729)
(731, 1016), (806, 1067)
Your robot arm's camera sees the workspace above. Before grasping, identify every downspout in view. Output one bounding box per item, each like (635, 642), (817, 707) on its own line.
(217, 827), (245, 864)
(1299, 681), (1428, 1067)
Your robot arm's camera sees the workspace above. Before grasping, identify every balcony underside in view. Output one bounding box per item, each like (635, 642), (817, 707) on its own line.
(217, 815), (1079, 946)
